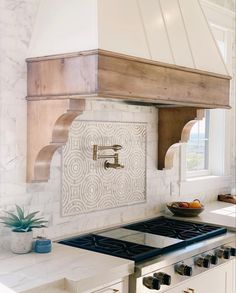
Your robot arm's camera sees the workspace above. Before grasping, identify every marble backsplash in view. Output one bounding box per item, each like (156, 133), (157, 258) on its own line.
(0, 0), (235, 247)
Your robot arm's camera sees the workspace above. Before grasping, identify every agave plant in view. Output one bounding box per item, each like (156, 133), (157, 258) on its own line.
(0, 205), (48, 232)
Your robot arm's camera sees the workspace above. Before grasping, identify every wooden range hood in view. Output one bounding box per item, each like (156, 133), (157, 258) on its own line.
(26, 49), (230, 182)
(26, 0), (232, 182)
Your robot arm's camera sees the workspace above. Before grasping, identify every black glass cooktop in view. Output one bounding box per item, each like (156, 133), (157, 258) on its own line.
(59, 217), (226, 262)
(124, 217), (226, 245)
(59, 234), (166, 262)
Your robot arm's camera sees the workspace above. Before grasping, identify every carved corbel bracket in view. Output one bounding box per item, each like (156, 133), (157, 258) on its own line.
(27, 99), (85, 182)
(158, 107), (204, 170)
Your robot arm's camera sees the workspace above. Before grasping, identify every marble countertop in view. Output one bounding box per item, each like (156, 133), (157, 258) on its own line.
(165, 201), (236, 231)
(0, 243), (134, 293)
(0, 283), (17, 293)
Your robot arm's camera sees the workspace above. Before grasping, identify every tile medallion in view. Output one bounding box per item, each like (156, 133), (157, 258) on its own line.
(62, 121), (147, 216)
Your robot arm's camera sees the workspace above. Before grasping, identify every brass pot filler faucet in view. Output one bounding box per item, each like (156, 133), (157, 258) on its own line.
(93, 145), (124, 170)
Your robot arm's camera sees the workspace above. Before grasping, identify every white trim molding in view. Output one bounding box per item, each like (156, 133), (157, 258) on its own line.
(201, 0), (235, 31)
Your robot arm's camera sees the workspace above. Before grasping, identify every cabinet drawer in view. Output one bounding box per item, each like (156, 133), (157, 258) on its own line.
(93, 282), (122, 293)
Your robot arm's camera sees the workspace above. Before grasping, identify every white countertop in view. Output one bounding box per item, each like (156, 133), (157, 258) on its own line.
(0, 243), (134, 293)
(165, 201), (236, 231)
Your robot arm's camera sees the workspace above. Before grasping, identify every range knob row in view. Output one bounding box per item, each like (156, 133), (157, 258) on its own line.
(196, 247), (234, 268)
(143, 248), (235, 290)
(143, 273), (171, 290)
(215, 246), (236, 259)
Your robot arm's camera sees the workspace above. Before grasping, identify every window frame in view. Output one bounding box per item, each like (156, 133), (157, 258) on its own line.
(186, 110), (210, 177)
(180, 109), (226, 181)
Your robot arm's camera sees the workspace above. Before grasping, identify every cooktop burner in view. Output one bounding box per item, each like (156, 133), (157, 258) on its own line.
(59, 217), (226, 262)
(59, 234), (164, 262)
(124, 217), (226, 244)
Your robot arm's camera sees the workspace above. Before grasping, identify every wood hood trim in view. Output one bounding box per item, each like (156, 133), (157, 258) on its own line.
(26, 50), (230, 182)
(27, 49), (231, 108)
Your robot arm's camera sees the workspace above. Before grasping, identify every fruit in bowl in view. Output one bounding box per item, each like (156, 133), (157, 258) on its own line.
(178, 202), (189, 208)
(167, 199), (204, 217)
(188, 200), (202, 208)
(172, 199), (203, 209)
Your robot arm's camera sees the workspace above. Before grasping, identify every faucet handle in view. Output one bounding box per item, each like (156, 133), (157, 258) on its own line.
(104, 161), (124, 170)
(112, 145), (122, 151)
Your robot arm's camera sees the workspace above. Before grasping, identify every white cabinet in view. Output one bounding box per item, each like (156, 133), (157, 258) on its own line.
(88, 277), (128, 293)
(92, 281), (123, 293)
(165, 261), (235, 293)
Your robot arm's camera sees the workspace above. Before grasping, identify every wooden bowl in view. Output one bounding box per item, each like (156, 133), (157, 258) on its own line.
(167, 201), (204, 217)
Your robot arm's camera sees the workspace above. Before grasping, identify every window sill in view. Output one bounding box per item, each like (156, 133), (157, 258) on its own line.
(187, 170), (211, 178)
(179, 175), (232, 196)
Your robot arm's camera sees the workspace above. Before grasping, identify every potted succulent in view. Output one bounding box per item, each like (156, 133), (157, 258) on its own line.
(0, 205), (47, 254)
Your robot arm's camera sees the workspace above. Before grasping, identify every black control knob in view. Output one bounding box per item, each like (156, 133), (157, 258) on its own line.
(143, 276), (161, 290)
(223, 249), (230, 259)
(230, 247), (236, 256)
(153, 272), (171, 286)
(176, 264), (193, 276)
(216, 249), (230, 259)
(205, 254), (218, 265)
(223, 246), (236, 257)
(163, 273), (171, 286)
(216, 249), (224, 258)
(196, 257), (210, 268)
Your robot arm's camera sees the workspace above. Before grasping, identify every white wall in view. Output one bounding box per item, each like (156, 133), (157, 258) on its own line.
(0, 0), (235, 246)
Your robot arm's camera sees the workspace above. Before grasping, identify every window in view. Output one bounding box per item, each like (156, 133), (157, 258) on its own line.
(181, 108), (226, 180)
(186, 111), (210, 175)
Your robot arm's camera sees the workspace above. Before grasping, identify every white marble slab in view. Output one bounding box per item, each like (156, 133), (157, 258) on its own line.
(0, 243), (134, 293)
(0, 283), (17, 293)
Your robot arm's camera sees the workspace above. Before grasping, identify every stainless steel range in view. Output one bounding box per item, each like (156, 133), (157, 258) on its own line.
(59, 217), (236, 292)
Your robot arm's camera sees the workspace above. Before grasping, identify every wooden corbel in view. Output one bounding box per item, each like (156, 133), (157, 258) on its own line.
(27, 99), (85, 182)
(158, 107), (204, 170)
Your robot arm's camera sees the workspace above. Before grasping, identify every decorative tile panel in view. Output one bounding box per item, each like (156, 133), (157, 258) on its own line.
(62, 121), (147, 216)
